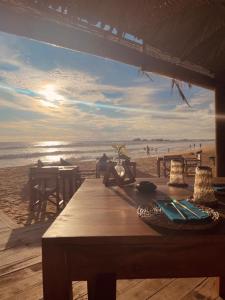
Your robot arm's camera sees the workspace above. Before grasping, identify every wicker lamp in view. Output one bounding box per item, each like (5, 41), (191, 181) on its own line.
(193, 166), (216, 204)
(168, 160), (187, 187)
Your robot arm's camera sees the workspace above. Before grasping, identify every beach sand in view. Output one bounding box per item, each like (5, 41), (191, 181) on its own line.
(0, 145), (215, 226)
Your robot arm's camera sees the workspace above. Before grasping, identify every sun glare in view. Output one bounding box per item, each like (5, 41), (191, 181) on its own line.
(40, 84), (63, 107)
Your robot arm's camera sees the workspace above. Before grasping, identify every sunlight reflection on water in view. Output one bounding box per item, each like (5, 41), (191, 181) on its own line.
(34, 141), (69, 148)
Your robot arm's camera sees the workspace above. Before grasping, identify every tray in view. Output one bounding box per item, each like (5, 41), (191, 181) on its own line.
(137, 203), (220, 231)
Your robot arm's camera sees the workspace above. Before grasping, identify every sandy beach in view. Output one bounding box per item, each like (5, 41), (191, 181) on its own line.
(0, 145), (215, 227)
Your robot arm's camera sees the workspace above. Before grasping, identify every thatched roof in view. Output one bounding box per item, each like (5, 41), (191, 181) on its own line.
(1, 0), (225, 88)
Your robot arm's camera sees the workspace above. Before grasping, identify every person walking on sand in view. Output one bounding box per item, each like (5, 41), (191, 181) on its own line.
(146, 145), (150, 156)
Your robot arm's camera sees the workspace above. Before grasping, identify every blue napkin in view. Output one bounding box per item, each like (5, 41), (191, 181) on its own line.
(156, 199), (210, 224)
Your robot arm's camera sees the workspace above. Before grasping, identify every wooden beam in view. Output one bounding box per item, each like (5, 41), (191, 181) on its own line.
(215, 85), (225, 177)
(0, 3), (216, 90)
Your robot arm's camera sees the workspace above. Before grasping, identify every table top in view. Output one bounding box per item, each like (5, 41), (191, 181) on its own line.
(30, 165), (79, 172)
(42, 165), (78, 170)
(43, 178), (225, 245)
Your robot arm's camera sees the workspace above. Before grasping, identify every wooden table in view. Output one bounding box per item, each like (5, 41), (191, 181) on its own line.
(42, 178), (225, 300)
(157, 155), (186, 177)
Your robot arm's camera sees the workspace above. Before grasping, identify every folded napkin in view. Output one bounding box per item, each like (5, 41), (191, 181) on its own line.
(156, 199), (210, 224)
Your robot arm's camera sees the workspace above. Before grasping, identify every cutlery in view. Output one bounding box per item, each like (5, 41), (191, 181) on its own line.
(170, 198), (201, 219)
(168, 201), (186, 220)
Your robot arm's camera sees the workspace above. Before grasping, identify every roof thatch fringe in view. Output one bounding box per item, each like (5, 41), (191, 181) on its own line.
(1, 0), (225, 82)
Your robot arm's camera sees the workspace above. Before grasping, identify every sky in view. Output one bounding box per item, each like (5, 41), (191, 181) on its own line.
(0, 31), (215, 142)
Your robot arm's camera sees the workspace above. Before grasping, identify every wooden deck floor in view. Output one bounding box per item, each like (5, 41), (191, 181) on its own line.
(0, 210), (222, 300)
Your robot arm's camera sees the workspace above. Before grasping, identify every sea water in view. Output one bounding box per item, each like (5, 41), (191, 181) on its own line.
(0, 139), (214, 168)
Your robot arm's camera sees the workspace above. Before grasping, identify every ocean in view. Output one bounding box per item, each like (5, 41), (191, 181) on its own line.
(0, 139), (214, 168)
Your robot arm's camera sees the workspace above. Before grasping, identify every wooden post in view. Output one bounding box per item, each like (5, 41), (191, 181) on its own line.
(215, 85), (225, 177)
(219, 276), (225, 298)
(42, 241), (73, 300)
(87, 273), (116, 300)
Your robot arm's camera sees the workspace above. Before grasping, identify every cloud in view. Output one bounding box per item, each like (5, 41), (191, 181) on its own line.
(0, 61), (20, 72)
(0, 31), (215, 141)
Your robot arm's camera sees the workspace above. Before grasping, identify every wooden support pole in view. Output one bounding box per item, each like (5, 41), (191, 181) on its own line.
(218, 276), (225, 299)
(215, 85), (225, 177)
(42, 241), (73, 300)
(87, 274), (117, 300)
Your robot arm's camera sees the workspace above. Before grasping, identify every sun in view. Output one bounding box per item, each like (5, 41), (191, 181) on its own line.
(41, 84), (60, 101)
(40, 84), (63, 107)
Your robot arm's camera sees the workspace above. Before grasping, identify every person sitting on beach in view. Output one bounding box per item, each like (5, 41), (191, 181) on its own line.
(37, 159), (44, 167)
(96, 153), (109, 178)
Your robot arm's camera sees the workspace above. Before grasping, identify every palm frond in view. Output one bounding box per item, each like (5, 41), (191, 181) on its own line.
(138, 66), (154, 81)
(171, 79), (191, 107)
(171, 78), (176, 94)
(142, 71), (154, 81)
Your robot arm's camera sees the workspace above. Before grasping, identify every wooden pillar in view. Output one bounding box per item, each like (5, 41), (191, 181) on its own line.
(219, 276), (225, 299)
(87, 273), (116, 300)
(215, 85), (225, 177)
(42, 242), (73, 300)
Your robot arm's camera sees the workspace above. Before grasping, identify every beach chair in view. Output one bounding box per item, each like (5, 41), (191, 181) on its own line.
(162, 155), (185, 177)
(29, 167), (62, 211)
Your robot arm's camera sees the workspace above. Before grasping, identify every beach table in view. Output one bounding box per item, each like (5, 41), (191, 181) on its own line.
(42, 178), (225, 300)
(157, 155), (184, 177)
(29, 165), (79, 205)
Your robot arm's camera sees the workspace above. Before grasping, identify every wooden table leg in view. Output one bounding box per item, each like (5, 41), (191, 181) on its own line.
(87, 273), (116, 300)
(69, 174), (74, 198)
(132, 162), (136, 178)
(163, 160), (167, 177)
(157, 159), (160, 177)
(219, 276), (225, 298)
(29, 179), (35, 210)
(42, 242), (73, 300)
(157, 158), (162, 177)
(62, 176), (66, 204)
